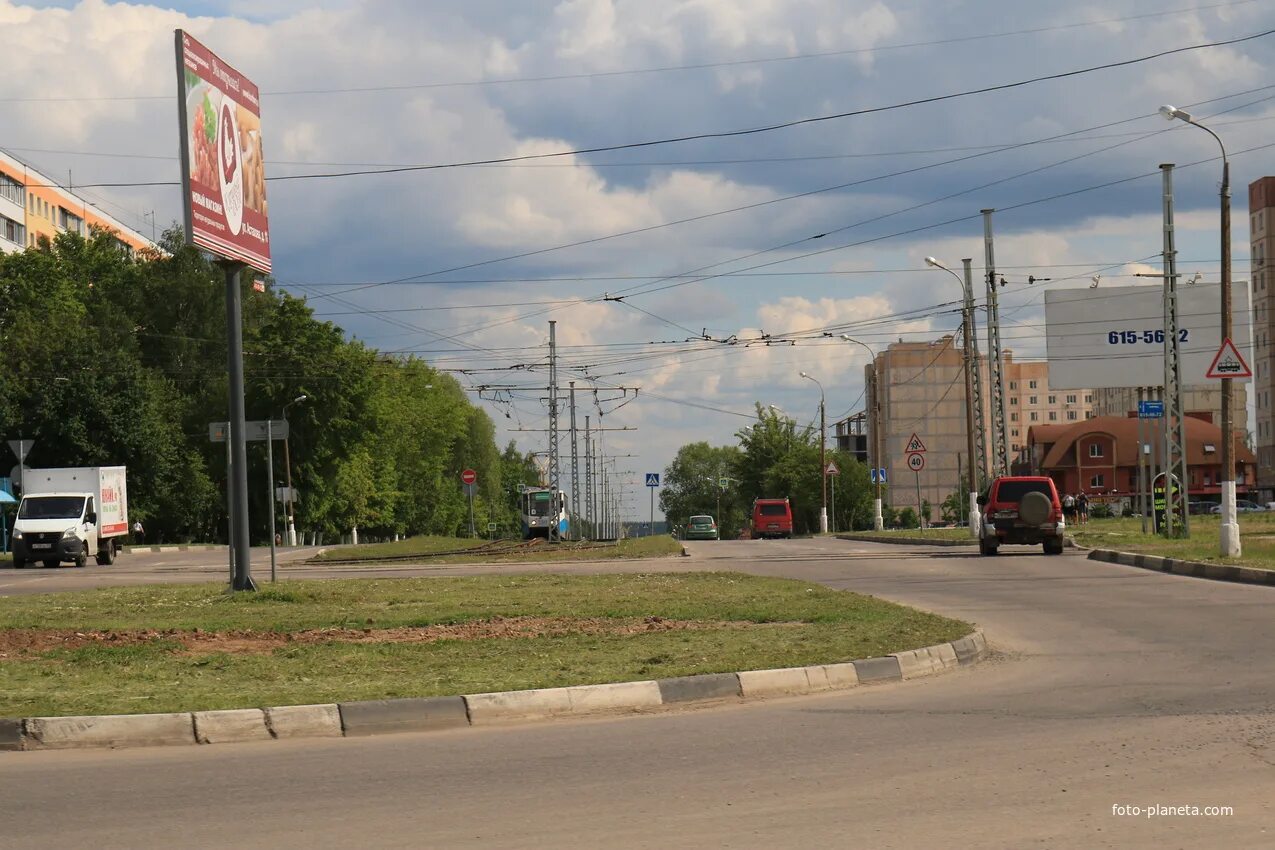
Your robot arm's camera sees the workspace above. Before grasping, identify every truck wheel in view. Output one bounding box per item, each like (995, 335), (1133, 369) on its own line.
(979, 537), (998, 556)
(1044, 538), (1064, 556)
(96, 539), (115, 566)
(73, 544), (87, 569)
(12, 556), (26, 569)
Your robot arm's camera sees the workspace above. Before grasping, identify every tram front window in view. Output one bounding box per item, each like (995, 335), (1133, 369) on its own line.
(527, 493), (554, 516)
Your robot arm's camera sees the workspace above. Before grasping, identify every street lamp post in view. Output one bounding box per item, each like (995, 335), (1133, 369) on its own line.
(800, 372), (828, 534)
(925, 256), (981, 539)
(1160, 104), (1239, 556)
(281, 394), (308, 547)
(841, 335), (884, 530)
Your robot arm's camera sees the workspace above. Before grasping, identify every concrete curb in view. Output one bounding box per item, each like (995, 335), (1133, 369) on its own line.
(836, 533), (974, 547)
(1088, 548), (1275, 586)
(0, 631), (987, 752)
(121, 544), (224, 553)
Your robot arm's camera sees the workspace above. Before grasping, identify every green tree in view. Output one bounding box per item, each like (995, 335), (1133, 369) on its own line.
(659, 442), (744, 536)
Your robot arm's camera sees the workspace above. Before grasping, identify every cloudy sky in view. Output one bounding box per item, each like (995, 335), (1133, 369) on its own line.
(4, 0), (1273, 518)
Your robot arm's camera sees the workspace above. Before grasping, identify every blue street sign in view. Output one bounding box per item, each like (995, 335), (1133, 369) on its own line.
(870, 468), (888, 484)
(1138, 400), (1165, 419)
(645, 473), (660, 487)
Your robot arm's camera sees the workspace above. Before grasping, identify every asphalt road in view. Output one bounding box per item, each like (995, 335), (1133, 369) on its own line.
(2, 537), (1274, 848)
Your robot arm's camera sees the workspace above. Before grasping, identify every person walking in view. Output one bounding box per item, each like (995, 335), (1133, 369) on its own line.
(1077, 492), (1089, 525)
(1063, 492), (1076, 524)
(132, 519), (145, 545)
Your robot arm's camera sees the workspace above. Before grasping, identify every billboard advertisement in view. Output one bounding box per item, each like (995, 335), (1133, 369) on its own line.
(174, 30), (270, 273)
(1045, 282), (1252, 389)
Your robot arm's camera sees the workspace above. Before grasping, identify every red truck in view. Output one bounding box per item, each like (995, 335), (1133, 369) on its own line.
(752, 498), (794, 539)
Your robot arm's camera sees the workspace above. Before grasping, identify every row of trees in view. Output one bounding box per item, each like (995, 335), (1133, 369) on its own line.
(659, 405), (884, 537)
(0, 229), (543, 543)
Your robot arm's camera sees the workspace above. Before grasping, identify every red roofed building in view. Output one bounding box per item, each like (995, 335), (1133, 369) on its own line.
(1024, 415), (1255, 502)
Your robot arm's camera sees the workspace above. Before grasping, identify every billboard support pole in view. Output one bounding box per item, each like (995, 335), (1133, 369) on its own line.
(266, 419), (277, 583)
(982, 209), (1010, 476)
(221, 260), (255, 591)
(1160, 164), (1190, 538)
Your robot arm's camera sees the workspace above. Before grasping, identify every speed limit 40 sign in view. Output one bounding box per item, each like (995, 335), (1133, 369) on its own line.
(906, 452), (925, 471)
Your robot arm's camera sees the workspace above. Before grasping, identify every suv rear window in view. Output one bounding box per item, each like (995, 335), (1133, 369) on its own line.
(994, 481), (1052, 502)
(758, 503), (787, 516)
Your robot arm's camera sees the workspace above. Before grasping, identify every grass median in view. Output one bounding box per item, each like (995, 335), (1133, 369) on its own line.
(311, 534), (683, 563)
(1070, 513), (1275, 569)
(0, 572), (969, 717)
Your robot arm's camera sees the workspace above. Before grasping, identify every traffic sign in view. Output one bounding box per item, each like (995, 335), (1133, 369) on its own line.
(1137, 400), (1164, 419)
(7, 439), (33, 462)
(718, 477), (730, 489)
(824, 461), (840, 476)
(1205, 338), (1252, 379)
(870, 468), (888, 484)
(9, 464), (30, 490)
(461, 468), (478, 485)
(645, 473), (660, 487)
(905, 433), (927, 453)
(907, 453), (925, 472)
(209, 420), (288, 442)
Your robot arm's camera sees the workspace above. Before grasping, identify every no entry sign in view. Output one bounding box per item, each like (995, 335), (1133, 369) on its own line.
(461, 468), (477, 485)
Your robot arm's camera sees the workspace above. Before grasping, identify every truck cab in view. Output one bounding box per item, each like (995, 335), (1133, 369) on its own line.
(13, 492), (98, 569)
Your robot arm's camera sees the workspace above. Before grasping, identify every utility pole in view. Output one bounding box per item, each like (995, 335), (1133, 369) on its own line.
(1160, 164), (1190, 538)
(961, 259), (981, 537)
(584, 415), (592, 538)
(547, 321), (561, 540)
(569, 382), (580, 541)
(982, 209), (1011, 476)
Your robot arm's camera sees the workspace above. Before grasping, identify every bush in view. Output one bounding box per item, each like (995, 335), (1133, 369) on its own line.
(897, 507), (919, 529)
(1089, 502), (1115, 519)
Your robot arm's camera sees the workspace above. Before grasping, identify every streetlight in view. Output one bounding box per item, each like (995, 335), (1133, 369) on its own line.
(841, 335), (884, 531)
(281, 393), (308, 547)
(1159, 104), (1238, 556)
(925, 256), (981, 539)
(799, 371), (828, 534)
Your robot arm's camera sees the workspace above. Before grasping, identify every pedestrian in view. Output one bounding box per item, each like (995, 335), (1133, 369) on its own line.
(1077, 492), (1089, 525)
(1063, 492), (1076, 522)
(132, 519), (145, 545)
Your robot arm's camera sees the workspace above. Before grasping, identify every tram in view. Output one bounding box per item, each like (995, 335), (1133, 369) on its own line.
(520, 486), (568, 540)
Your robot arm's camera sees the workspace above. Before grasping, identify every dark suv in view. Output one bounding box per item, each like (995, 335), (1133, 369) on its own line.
(977, 476), (1066, 556)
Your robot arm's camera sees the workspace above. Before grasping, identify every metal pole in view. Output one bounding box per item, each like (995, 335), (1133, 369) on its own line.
(267, 419), (277, 583)
(1137, 388), (1147, 533)
(226, 428), (233, 585)
(1220, 153), (1238, 554)
(584, 416), (592, 536)
(469, 486), (475, 538)
(961, 258), (981, 537)
(283, 429), (296, 546)
(819, 391), (827, 533)
(649, 485), (654, 537)
(222, 261), (254, 591)
(873, 363), (884, 530)
(569, 382), (579, 541)
(1161, 164), (1190, 538)
(915, 469), (923, 530)
(547, 321), (560, 541)
(983, 210), (1010, 476)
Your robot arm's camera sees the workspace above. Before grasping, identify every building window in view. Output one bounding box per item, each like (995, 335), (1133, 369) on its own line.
(1010, 397), (1018, 405)
(1011, 413), (1019, 422)
(1030, 412), (1038, 421)
(1066, 394), (1077, 404)
(1029, 396), (1038, 405)
(1012, 428), (1019, 437)
(1, 214), (23, 246)
(0, 174), (23, 207)
(1049, 412), (1057, 421)
(1089, 443), (1103, 458)
(1010, 382), (1018, 390)
(1029, 380), (1038, 389)
(1086, 411), (1095, 419)
(58, 208), (84, 235)
(1203, 443), (1216, 453)
(1085, 395), (1092, 403)
(1048, 395), (1056, 404)
(1068, 411), (1077, 420)
(1090, 473), (1104, 488)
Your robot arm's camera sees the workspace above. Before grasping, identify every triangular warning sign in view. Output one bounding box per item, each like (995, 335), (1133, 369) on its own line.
(905, 432), (927, 453)
(824, 461), (840, 475)
(1205, 338), (1252, 379)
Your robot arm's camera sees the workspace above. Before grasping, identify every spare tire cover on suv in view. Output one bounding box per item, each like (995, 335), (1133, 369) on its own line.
(1019, 490), (1052, 525)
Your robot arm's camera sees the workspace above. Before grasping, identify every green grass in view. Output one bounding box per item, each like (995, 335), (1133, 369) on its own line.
(0, 572), (970, 717)
(313, 534), (682, 563)
(1070, 513), (1275, 569)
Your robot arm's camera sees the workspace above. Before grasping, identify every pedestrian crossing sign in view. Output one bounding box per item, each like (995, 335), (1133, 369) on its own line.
(645, 473), (660, 487)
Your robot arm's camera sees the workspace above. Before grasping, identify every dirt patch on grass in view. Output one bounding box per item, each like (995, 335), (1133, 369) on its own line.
(0, 616), (773, 659)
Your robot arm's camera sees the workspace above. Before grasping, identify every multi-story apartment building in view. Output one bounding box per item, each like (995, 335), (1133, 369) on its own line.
(1252, 176), (1275, 499)
(865, 336), (1094, 523)
(0, 149), (153, 256)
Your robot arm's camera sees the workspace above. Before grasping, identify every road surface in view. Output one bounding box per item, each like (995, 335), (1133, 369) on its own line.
(2, 537), (1273, 848)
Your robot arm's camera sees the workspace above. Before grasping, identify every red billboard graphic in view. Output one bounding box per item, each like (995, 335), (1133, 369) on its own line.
(175, 30), (271, 273)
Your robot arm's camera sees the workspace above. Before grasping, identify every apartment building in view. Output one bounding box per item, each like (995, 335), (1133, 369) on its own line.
(1004, 360), (1094, 458)
(0, 149), (153, 256)
(1252, 176), (1275, 499)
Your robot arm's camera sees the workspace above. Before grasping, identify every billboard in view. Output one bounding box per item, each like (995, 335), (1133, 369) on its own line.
(1045, 281), (1252, 389)
(175, 30), (270, 273)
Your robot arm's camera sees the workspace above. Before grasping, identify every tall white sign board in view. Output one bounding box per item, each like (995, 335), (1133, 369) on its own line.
(1044, 281), (1252, 389)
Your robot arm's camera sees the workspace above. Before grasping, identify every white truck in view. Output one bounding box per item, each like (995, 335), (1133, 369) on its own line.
(12, 467), (129, 569)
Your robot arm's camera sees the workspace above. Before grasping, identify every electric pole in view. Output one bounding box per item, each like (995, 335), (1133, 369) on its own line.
(983, 209), (1010, 476)
(547, 321), (561, 540)
(569, 381), (580, 541)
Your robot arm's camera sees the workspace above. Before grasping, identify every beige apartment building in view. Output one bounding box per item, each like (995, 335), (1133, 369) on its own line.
(864, 336), (1094, 523)
(1252, 176), (1275, 500)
